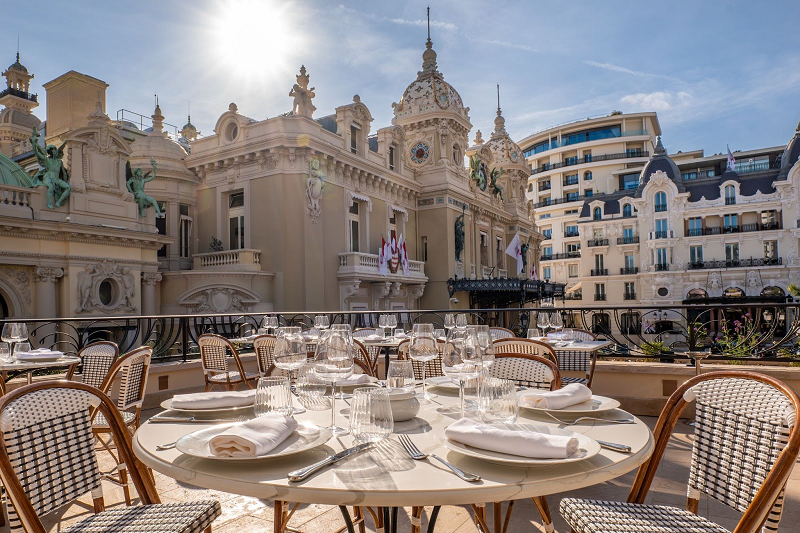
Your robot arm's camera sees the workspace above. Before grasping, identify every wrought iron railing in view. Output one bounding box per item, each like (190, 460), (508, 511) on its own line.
(531, 150), (650, 175)
(587, 239), (608, 247)
(3, 301), (800, 364)
(0, 87), (37, 102)
(620, 267), (639, 275)
(590, 269), (608, 276)
(687, 257), (782, 270)
(617, 236), (639, 245)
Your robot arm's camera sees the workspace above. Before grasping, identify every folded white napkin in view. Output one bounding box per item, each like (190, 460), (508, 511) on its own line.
(519, 383), (592, 410)
(335, 374), (372, 386)
(171, 389), (257, 410)
(14, 349), (64, 360)
(365, 334), (383, 340)
(445, 418), (579, 459)
(209, 414), (298, 457)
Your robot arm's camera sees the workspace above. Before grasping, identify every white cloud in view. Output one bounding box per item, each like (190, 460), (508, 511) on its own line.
(477, 39), (536, 53)
(584, 61), (676, 81)
(388, 17), (458, 32)
(620, 91), (693, 112)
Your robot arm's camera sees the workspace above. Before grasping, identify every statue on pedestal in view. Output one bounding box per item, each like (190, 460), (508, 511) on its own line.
(30, 127), (70, 208)
(454, 205), (466, 262)
(126, 158), (162, 217)
(520, 238), (530, 277)
(289, 66), (316, 118)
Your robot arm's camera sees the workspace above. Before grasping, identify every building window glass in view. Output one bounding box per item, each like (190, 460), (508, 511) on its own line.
(566, 243), (580, 254)
(568, 264), (578, 278)
(761, 210), (777, 228)
(228, 193), (245, 250)
(542, 228), (552, 239)
(584, 170), (592, 181)
(624, 253), (634, 270)
(623, 227), (633, 240)
(624, 282), (635, 297)
(584, 190), (593, 198)
(543, 267), (551, 280)
(725, 243), (740, 263)
(595, 283), (606, 297)
(724, 214), (738, 231)
(654, 192), (667, 212)
(566, 191), (579, 202)
(764, 240), (778, 260)
(593, 207), (602, 220)
(688, 217), (702, 236)
(655, 247), (667, 267)
(350, 125), (358, 154)
(496, 237), (504, 269)
(348, 201), (360, 252)
(179, 204), (192, 259)
(564, 173), (579, 186)
(452, 144), (460, 165)
(622, 204), (632, 217)
(542, 246), (552, 257)
(655, 219), (668, 238)
(594, 254), (604, 270)
(621, 173), (639, 190)
(388, 146), (395, 170)
(690, 245), (703, 264)
(565, 225), (579, 237)
(156, 201), (167, 257)
(724, 185), (736, 205)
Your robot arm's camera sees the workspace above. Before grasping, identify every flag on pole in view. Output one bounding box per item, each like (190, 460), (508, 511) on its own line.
(378, 236), (388, 275)
(727, 144), (736, 171)
(398, 233), (410, 275)
(505, 233), (523, 275)
(530, 264), (537, 280)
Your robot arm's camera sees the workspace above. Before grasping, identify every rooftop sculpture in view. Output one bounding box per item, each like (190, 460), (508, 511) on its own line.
(126, 158), (162, 217)
(30, 126), (70, 208)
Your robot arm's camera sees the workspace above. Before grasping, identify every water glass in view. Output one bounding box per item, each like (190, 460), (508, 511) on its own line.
(387, 360), (415, 391)
(473, 325), (495, 367)
(349, 387), (393, 443)
(274, 327), (307, 372)
(444, 314), (456, 330)
(378, 314), (387, 333)
(386, 315), (398, 331)
(455, 314), (468, 329)
(394, 328), (405, 338)
(442, 327), (481, 417)
(255, 377), (293, 417)
(536, 312), (550, 334)
(314, 315), (330, 330)
(409, 324), (438, 401)
(13, 342), (31, 358)
(0, 342), (11, 363)
(295, 363), (327, 398)
(527, 328), (541, 339)
(480, 378), (518, 424)
(313, 324), (354, 434)
(433, 328), (445, 340)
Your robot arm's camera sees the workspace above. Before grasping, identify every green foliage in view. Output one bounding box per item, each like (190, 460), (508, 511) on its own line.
(714, 312), (758, 360)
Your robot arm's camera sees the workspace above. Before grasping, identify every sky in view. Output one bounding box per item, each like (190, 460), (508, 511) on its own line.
(4, 0), (800, 155)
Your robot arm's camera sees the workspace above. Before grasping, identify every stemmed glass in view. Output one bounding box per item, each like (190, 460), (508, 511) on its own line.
(273, 327), (307, 414)
(409, 324), (438, 402)
(2, 323), (28, 359)
(473, 325), (495, 369)
(262, 315), (279, 334)
(314, 315), (330, 331)
(442, 326), (481, 418)
(455, 314), (468, 329)
(378, 315), (387, 337)
(313, 324), (354, 435)
(536, 312), (550, 337)
(550, 313), (564, 339)
(386, 315), (398, 337)
(444, 314), (456, 331)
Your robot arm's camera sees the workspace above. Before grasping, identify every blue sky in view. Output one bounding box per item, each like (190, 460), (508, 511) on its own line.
(5, 0), (800, 154)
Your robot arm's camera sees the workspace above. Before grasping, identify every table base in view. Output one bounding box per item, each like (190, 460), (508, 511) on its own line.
(335, 505), (441, 533)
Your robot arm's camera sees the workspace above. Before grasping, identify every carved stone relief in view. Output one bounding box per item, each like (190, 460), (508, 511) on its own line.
(179, 286), (258, 313)
(306, 157), (325, 224)
(76, 260), (136, 313)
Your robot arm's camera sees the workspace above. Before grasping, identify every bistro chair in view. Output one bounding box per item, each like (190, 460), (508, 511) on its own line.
(92, 346), (152, 507)
(490, 352), (560, 391)
(488, 327), (516, 340)
(353, 338), (381, 377)
(547, 329), (598, 387)
(66, 340), (119, 388)
(493, 338), (556, 362)
(252, 334), (278, 377)
(560, 371), (800, 533)
(397, 339), (446, 380)
(198, 334), (259, 391)
(0, 380), (220, 533)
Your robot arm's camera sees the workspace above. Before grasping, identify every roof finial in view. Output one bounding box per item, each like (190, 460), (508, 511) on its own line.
(16, 35), (19, 63)
(496, 83), (501, 114)
(654, 136), (666, 155)
(419, 7), (438, 75)
(426, 6), (431, 43)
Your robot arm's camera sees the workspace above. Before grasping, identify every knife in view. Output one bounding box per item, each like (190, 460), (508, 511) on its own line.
(288, 442), (372, 482)
(148, 416), (244, 424)
(597, 440), (632, 453)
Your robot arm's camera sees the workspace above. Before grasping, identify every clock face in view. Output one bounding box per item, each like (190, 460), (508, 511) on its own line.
(410, 141), (430, 164)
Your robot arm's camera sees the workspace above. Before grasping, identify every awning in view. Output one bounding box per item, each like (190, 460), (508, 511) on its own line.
(565, 282), (582, 294)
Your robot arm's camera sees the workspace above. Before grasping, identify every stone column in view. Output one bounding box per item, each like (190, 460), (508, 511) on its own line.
(33, 266), (64, 348)
(141, 272), (162, 316)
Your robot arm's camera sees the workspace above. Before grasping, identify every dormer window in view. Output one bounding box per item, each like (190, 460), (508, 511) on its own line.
(593, 207), (602, 220)
(389, 146), (396, 171)
(654, 191), (667, 212)
(350, 125), (359, 154)
(623, 204), (632, 218)
(725, 185), (736, 205)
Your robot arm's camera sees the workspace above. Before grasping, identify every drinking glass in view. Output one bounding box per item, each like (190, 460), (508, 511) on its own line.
(473, 325), (495, 368)
(274, 327), (307, 413)
(313, 324), (354, 434)
(444, 314), (456, 330)
(481, 378), (518, 424)
(254, 377), (293, 417)
(394, 328), (405, 338)
(455, 314), (468, 329)
(550, 313), (564, 338)
(386, 315), (398, 333)
(295, 362), (327, 399)
(330, 324), (354, 400)
(350, 387), (393, 443)
(442, 327), (481, 418)
(0, 342), (11, 363)
(314, 315), (330, 330)
(536, 312), (550, 336)
(409, 324), (439, 402)
(387, 360), (415, 391)
(262, 315), (279, 334)
(14, 342), (30, 357)
(433, 329), (445, 340)
(527, 328), (541, 339)
(378, 315), (387, 337)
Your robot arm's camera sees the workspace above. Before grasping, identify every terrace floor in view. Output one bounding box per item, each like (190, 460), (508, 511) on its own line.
(23, 410), (800, 533)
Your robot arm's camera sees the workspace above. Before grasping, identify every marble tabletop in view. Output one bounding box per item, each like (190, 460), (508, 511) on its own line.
(134, 386), (653, 507)
(0, 355), (81, 372)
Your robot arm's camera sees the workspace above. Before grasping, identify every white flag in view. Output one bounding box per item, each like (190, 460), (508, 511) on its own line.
(398, 233), (410, 275)
(505, 233), (523, 275)
(378, 236), (388, 275)
(727, 144), (736, 171)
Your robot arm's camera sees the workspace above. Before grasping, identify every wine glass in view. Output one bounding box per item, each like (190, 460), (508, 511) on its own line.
(527, 328), (541, 339)
(455, 314), (468, 329)
(274, 327), (307, 414)
(386, 315), (398, 335)
(314, 315), (330, 331)
(536, 312), (550, 337)
(444, 314), (456, 331)
(0, 342), (11, 364)
(442, 326), (481, 418)
(378, 315), (387, 337)
(409, 324), (438, 402)
(313, 325), (354, 435)
(473, 325), (495, 368)
(2, 323), (27, 359)
(550, 313), (563, 339)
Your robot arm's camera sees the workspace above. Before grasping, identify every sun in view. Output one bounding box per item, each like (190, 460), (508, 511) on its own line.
(207, 0), (297, 77)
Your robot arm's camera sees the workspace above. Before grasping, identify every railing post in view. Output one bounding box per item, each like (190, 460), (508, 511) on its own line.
(181, 316), (189, 362)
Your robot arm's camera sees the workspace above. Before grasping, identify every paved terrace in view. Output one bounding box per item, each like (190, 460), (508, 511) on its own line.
(22, 410), (800, 533)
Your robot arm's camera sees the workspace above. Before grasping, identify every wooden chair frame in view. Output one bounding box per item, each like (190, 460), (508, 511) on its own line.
(198, 333), (257, 391)
(491, 352), (561, 391)
(65, 340), (120, 384)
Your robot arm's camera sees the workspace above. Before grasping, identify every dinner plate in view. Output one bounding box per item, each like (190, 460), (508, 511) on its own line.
(14, 352), (66, 362)
(444, 424), (600, 465)
(519, 394), (621, 415)
(334, 375), (379, 389)
(175, 421), (332, 461)
(160, 398), (255, 414)
(426, 376), (460, 390)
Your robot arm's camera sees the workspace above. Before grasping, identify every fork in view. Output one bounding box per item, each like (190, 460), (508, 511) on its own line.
(543, 412), (635, 426)
(397, 434), (480, 482)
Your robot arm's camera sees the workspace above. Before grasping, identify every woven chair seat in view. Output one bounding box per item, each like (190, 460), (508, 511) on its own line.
(208, 371), (259, 383)
(561, 376), (589, 386)
(63, 500), (221, 533)
(560, 498), (730, 533)
(92, 410), (136, 428)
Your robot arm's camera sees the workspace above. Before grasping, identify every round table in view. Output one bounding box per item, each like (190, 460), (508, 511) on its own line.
(0, 355), (81, 384)
(134, 388), (653, 532)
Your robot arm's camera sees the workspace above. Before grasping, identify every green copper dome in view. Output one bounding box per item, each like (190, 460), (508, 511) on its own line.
(0, 151), (34, 187)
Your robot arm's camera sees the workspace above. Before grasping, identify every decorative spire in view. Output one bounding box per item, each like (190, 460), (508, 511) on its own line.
(796, 113), (800, 133)
(151, 99), (164, 135)
(492, 84), (506, 137)
(474, 130), (484, 145)
(496, 83), (501, 114)
(419, 6), (438, 75)
(654, 136), (666, 155)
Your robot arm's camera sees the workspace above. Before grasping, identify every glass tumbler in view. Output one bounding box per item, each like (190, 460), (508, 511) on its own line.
(480, 378), (518, 424)
(254, 377), (293, 417)
(349, 387), (393, 443)
(527, 328), (541, 339)
(387, 360), (415, 391)
(0, 342), (11, 363)
(295, 362), (327, 399)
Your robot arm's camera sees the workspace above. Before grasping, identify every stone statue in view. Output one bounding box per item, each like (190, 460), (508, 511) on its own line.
(454, 205), (465, 262)
(289, 65), (316, 118)
(489, 167), (504, 201)
(520, 239), (530, 274)
(469, 154), (487, 191)
(30, 127), (71, 209)
(209, 236), (223, 252)
(77, 264), (95, 311)
(121, 267), (136, 309)
(126, 158), (162, 217)
(306, 158), (324, 223)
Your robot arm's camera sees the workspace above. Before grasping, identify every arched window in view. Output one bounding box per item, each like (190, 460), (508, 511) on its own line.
(452, 144), (460, 165)
(623, 204), (632, 217)
(654, 191), (667, 212)
(593, 207), (602, 220)
(724, 185), (736, 205)
(686, 288), (708, 300)
(584, 171), (592, 181)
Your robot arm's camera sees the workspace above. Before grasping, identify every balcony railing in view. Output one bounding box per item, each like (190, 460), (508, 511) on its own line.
(762, 222), (780, 231)
(563, 176), (579, 186)
(587, 239), (608, 247)
(624, 292), (637, 300)
(564, 230), (580, 238)
(617, 236), (639, 245)
(725, 197), (736, 205)
(531, 149), (650, 174)
(0, 87), (37, 102)
(539, 183), (551, 191)
(735, 160), (771, 174)
(594, 293), (607, 301)
(705, 226), (721, 235)
(533, 193), (603, 208)
(742, 223), (758, 232)
(540, 251), (581, 261)
(338, 252), (426, 279)
(687, 228), (703, 237)
(654, 204), (667, 212)
(564, 292), (582, 300)
(654, 263), (669, 271)
(688, 257), (783, 270)
(194, 249), (261, 270)
(723, 225), (739, 234)
(620, 267), (639, 275)
(652, 231), (672, 239)
(591, 269), (608, 276)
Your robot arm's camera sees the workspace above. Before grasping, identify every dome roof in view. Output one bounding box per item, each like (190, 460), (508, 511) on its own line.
(0, 151), (33, 187)
(130, 105), (189, 174)
(0, 107), (41, 128)
(483, 108), (526, 169)
(7, 53), (27, 74)
(637, 137), (684, 194)
(393, 38), (468, 122)
(777, 115), (800, 180)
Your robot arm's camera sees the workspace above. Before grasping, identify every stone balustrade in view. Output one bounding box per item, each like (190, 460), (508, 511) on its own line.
(193, 249), (262, 271)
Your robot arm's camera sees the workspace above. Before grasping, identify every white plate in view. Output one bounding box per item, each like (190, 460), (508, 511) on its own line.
(334, 375), (379, 389)
(519, 394), (621, 415)
(444, 424), (600, 465)
(14, 352), (66, 362)
(160, 399), (255, 414)
(175, 421), (332, 461)
(426, 376), (460, 390)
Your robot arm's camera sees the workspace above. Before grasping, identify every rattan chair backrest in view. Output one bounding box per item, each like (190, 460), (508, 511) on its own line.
(397, 339), (445, 380)
(493, 338), (556, 361)
(353, 339), (379, 377)
(570, 329), (596, 341)
(353, 328), (378, 338)
(489, 327), (516, 340)
(253, 335), (277, 376)
(198, 333), (238, 374)
(104, 346), (152, 412)
(74, 341), (119, 389)
(490, 353), (559, 390)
